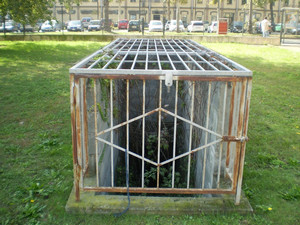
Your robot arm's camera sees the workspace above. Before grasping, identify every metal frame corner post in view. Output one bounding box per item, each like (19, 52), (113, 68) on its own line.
(235, 78), (252, 205)
(70, 74), (82, 201)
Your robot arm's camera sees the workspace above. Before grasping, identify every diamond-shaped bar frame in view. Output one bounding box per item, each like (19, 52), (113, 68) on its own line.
(95, 107), (223, 167)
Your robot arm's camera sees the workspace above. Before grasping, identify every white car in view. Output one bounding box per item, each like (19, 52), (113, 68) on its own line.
(165, 20), (170, 30)
(169, 20), (184, 32)
(88, 20), (101, 31)
(187, 21), (205, 32)
(208, 21), (218, 33)
(41, 20), (60, 32)
(67, 20), (83, 32)
(148, 20), (163, 32)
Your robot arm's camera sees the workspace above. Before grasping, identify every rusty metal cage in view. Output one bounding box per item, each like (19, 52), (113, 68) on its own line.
(70, 38), (252, 205)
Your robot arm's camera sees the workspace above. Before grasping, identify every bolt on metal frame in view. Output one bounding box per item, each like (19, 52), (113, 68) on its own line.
(70, 38), (252, 205)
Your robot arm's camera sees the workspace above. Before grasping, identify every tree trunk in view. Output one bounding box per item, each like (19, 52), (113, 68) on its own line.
(118, 1), (121, 23)
(104, 0), (111, 32)
(23, 24), (25, 35)
(270, 1), (274, 31)
(3, 17), (6, 36)
(176, 0), (179, 33)
(194, 0), (197, 20)
(248, 0), (253, 34)
(168, 0), (170, 21)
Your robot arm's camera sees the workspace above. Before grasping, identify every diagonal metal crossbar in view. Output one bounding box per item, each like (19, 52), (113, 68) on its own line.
(95, 106), (223, 167)
(70, 38), (252, 205)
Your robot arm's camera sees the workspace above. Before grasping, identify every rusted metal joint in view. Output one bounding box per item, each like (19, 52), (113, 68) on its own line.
(222, 136), (249, 142)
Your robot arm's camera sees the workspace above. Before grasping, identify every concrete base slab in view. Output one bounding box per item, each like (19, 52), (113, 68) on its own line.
(65, 188), (253, 215)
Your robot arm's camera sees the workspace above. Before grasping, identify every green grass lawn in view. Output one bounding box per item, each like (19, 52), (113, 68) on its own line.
(0, 41), (299, 225)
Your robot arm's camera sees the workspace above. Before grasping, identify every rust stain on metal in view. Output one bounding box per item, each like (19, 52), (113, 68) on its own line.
(226, 81), (236, 167)
(235, 78), (252, 204)
(176, 76), (245, 82)
(75, 74), (162, 80)
(222, 136), (249, 142)
(83, 79), (89, 176)
(70, 74), (80, 201)
(74, 74), (246, 82)
(83, 187), (235, 195)
(232, 79), (247, 192)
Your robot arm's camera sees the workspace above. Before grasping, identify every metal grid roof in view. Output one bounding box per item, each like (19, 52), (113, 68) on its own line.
(70, 38), (252, 77)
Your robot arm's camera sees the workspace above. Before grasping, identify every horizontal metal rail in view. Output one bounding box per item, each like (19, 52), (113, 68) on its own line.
(83, 187), (235, 195)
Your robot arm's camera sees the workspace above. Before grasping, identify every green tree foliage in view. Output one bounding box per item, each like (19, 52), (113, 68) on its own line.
(0, 0), (9, 35)
(0, 0), (9, 20)
(8, 0), (55, 34)
(59, 0), (83, 20)
(254, 0), (277, 28)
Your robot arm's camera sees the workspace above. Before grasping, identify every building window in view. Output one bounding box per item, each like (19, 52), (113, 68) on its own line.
(131, 0), (136, 2)
(284, 0), (289, 6)
(242, 0), (247, 5)
(153, 15), (160, 20)
(130, 14), (137, 20)
(227, 0), (232, 4)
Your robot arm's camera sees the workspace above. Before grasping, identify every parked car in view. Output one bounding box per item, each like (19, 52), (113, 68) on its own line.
(118, 19), (129, 29)
(208, 21), (218, 33)
(165, 20), (170, 30)
(67, 20), (83, 32)
(187, 21), (204, 32)
(88, 20), (101, 31)
(183, 21), (188, 28)
(203, 21), (209, 31)
(100, 19), (114, 30)
(81, 17), (92, 29)
(127, 20), (140, 32)
(148, 20), (163, 32)
(19, 24), (35, 32)
(230, 21), (244, 33)
(274, 23), (282, 32)
(169, 20), (184, 32)
(0, 21), (18, 32)
(291, 24), (300, 35)
(41, 20), (60, 32)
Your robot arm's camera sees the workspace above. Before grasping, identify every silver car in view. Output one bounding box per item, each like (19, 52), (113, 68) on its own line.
(88, 20), (101, 31)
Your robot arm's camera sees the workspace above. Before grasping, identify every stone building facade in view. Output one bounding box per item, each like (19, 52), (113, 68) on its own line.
(53, 0), (299, 25)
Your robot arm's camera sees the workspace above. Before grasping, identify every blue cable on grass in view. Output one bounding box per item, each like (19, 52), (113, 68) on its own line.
(114, 148), (130, 217)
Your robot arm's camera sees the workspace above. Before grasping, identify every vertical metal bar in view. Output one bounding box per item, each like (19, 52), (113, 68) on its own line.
(172, 80), (179, 188)
(126, 79), (130, 187)
(226, 82), (236, 169)
(142, 80), (146, 188)
(157, 80), (162, 188)
(70, 74), (80, 201)
(232, 79), (247, 193)
(202, 82), (211, 189)
(83, 79), (89, 176)
(187, 81), (195, 188)
(75, 78), (83, 190)
(110, 79), (114, 187)
(235, 78), (252, 205)
(94, 78), (99, 187)
(217, 82), (228, 188)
